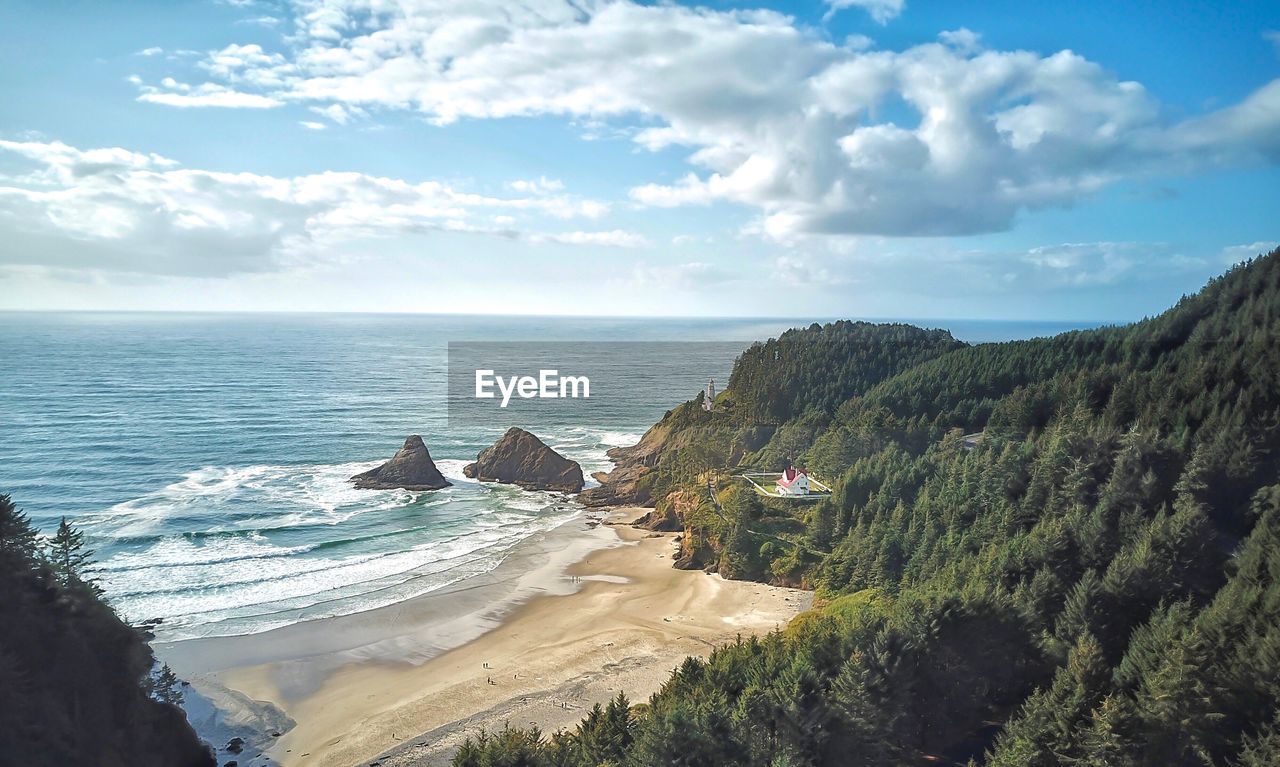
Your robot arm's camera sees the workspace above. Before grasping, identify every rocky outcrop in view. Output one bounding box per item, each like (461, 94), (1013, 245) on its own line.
(633, 501), (682, 532)
(662, 489), (707, 568)
(578, 464), (651, 507)
(351, 435), (451, 491)
(463, 427), (584, 492)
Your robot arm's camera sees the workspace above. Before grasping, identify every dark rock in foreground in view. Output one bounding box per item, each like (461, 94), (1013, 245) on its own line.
(352, 435), (451, 491)
(578, 464), (650, 507)
(464, 427), (584, 492)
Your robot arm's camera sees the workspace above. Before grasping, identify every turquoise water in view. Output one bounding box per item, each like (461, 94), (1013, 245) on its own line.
(0, 313), (1098, 639)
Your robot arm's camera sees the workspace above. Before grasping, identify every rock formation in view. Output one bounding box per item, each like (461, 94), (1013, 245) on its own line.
(464, 427), (584, 492)
(578, 464), (650, 507)
(351, 435), (451, 491)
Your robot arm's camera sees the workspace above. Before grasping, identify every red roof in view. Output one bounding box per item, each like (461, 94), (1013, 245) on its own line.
(777, 467), (807, 486)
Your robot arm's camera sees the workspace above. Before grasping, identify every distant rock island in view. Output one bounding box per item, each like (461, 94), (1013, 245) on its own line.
(464, 427), (584, 492)
(351, 435), (451, 491)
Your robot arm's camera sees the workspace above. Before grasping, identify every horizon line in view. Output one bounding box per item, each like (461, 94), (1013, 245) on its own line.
(0, 308), (1115, 326)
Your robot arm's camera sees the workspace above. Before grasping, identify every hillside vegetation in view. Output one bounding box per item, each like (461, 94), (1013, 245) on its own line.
(0, 496), (213, 767)
(457, 247), (1280, 766)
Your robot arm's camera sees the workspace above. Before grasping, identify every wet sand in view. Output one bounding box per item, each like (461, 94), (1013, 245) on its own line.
(162, 508), (811, 767)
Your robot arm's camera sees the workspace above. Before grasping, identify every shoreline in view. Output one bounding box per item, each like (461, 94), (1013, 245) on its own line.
(162, 507), (812, 767)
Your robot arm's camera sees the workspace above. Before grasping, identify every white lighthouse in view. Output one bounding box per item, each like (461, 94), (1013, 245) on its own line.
(702, 377), (716, 411)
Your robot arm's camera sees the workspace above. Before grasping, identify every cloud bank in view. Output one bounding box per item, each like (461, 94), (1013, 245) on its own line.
(0, 139), (636, 277)
(135, 0), (1280, 240)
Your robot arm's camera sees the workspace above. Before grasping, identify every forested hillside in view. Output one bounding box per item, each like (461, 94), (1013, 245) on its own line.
(0, 496), (213, 767)
(457, 247), (1280, 766)
(581, 321), (964, 508)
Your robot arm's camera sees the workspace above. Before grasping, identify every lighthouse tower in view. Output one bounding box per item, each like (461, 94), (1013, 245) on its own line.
(702, 378), (716, 411)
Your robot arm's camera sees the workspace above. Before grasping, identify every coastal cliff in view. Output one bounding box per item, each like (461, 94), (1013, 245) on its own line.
(453, 247), (1280, 767)
(352, 435), (451, 491)
(578, 396), (759, 508)
(581, 321), (962, 510)
(0, 496), (214, 767)
(464, 427), (584, 492)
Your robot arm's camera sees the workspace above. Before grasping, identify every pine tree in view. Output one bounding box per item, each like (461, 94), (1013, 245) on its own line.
(576, 693), (633, 766)
(1234, 712), (1280, 767)
(987, 633), (1110, 767)
(1072, 694), (1139, 766)
(1054, 570), (1104, 647)
(0, 494), (39, 560)
(807, 501), (836, 551)
(48, 517), (97, 592)
(153, 663), (184, 706)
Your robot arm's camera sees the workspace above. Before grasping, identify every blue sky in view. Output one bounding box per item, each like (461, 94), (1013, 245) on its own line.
(1, 0), (1277, 320)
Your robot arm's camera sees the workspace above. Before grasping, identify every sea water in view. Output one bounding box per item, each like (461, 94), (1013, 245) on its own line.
(0, 313), (1098, 640)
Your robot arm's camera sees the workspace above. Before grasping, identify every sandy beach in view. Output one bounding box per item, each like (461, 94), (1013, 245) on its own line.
(161, 507), (811, 767)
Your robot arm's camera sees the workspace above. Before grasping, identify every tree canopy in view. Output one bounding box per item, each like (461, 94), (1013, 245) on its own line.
(455, 247), (1280, 766)
(0, 495), (213, 767)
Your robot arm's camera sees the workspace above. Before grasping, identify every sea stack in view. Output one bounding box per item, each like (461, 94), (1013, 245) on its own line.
(351, 435), (451, 491)
(464, 427), (585, 492)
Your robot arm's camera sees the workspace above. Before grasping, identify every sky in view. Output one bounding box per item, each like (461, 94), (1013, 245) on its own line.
(1, 0), (1278, 321)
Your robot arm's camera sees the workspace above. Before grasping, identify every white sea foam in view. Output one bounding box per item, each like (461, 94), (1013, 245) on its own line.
(113, 526), (527, 625)
(595, 430), (643, 447)
(545, 426), (642, 475)
(90, 456), (584, 640)
(434, 458), (479, 483)
(80, 461), (410, 538)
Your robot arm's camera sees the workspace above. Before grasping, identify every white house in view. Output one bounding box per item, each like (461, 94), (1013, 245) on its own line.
(775, 466), (810, 496)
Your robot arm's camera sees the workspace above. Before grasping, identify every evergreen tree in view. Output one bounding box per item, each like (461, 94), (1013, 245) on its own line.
(0, 495), (213, 766)
(576, 693), (633, 766)
(1072, 694), (1139, 766)
(152, 663), (184, 707)
(1234, 712), (1280, 767)
(0, 493), (39, 561)
(450, 250), (1280, 767)
(987, 633), (1110, 766)
(1053, 570), (1105, 647)
(48, 516), (97, 592)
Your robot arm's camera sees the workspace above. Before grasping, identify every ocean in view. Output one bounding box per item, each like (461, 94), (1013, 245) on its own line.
(0, 313), (1099, 641)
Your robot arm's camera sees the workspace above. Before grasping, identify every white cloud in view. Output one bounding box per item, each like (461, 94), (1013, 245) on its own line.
(299, 120), (326, 130)
(629, 174), (719, 207)
(309, 103), (364, 125)
(628, 261), (732, 290)
(783, 240), (1222, 304)
(508, 177), (565, 194)
(1266, 30), (1280, 56)
(1220, 241), (1279, 265)
(1019, 242), (1168, 286)
(0, 139), (629, 277)
(843, 34), (876, 52)
(772, 254), (842, 286)
(136, 47), (164, 57)
(236, 15), (282, 26)
(531, 229), (649, 247)
(824, 0), (905, 25)
(137, 81), (284, 108)
(938, 28), (981, 54)
(198, 43), (300, 90)
(137, 0), (1280, 239)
